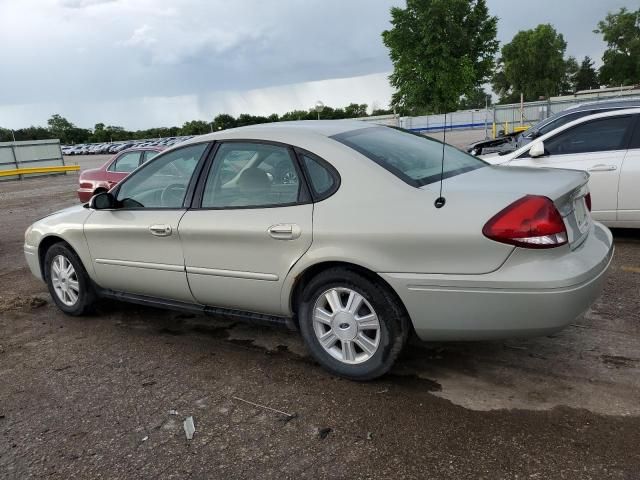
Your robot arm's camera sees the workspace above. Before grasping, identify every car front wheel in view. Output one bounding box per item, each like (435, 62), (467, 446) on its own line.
(44, 243), (95, 316)
(298, 268), (409, 381)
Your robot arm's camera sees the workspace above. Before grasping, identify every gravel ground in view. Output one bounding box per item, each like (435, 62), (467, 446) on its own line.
(0, 172), (639, 480)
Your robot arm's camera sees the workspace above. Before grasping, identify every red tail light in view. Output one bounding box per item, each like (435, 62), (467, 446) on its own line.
(585, 192), (592, 212)
(483, 195), (568, 249)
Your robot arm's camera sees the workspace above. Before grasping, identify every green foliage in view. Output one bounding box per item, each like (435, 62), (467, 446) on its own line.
(0, 126), (52, 142)
(492, 24), (568, 102)
(574, 56), (600, 91)
(382, 0), (498, 114)
(370, 107), (395, 116)
(344, 103), (368, 118)
(560, 56), (580, 95)
(595, 7), (640, 86)
(213, 114), (237, 131)
(458, 87), (491, 109)
(45, 114), (91, 144)
(180, 120), (211, 136)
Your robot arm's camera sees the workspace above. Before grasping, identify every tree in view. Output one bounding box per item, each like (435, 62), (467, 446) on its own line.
(458, 86), (491, 109)
(344, 103), (368, 118)
(213, 114), (237, 131)
(574, 56), (600, 91)
(382, 0), (498, 114)
(560, 56), (580, 94)
(492, 24), (568, 102)
(47, 114), (74, 143)
(595, 7), (640, 86)
(180, 120), (211, 136)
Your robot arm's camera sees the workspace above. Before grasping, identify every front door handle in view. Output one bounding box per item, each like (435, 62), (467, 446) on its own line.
(588, 164), (617, 172)
(268, 224), (301, 240)
(149, 224), (172, 237)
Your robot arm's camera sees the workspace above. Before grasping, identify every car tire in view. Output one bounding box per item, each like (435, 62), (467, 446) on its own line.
(298, 268), (409, 381)
(44, 243), (96, 316)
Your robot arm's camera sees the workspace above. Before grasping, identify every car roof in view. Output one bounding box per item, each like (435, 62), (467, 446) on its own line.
(180, 120), (376, 146)
(512, 107), (640, 156)
(563, 97), (640, 113)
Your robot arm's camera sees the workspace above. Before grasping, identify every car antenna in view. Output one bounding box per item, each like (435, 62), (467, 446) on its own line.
(434, 112), (447, 209)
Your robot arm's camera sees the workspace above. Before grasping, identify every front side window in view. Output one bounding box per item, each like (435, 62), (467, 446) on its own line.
(544, 115), (633, 155)
(332, 126), (485, 187)
(628, 115), (640, 149)
(202, 142), (301, 208)
(110, 151), (141, 172)
(116, 143), (207, 208)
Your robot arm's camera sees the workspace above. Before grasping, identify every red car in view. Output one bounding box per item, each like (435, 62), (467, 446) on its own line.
(77, 147), (164, 202)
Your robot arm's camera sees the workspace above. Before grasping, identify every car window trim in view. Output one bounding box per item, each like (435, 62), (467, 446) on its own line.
(108, 142), (213, 211)
(191, 139), (313, 210)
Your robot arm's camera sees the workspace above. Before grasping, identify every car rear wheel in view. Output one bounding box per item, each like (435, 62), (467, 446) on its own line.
(298, 268), (409, 381)
(44, 243), (95, 316)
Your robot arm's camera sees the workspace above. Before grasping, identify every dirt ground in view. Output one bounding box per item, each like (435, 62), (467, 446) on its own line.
(1, 171), (639, 480)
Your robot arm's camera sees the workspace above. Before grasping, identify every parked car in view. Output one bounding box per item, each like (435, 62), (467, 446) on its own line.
(483, 108), (640, 228)
(25, 121), (613, 380)
(468, 98), (640, 156)
(76, 147), (164, 202)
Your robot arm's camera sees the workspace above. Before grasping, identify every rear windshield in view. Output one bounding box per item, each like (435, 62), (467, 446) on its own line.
(332, 126), (486, 187)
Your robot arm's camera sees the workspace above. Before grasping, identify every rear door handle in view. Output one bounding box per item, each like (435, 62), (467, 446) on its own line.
(149, 224), (172, 237)
(268, 224), (300, 240)
(588, 164), (617, 172)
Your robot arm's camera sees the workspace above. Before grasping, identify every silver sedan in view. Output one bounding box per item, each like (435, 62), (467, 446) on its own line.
(24, 121), (614, 380)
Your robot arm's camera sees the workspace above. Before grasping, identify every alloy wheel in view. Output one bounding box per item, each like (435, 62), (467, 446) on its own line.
(50, 255), (80, 307)
(312, 287), (381, 365)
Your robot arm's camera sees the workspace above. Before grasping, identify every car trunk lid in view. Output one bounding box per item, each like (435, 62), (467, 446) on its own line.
(423, 165), (591, 248)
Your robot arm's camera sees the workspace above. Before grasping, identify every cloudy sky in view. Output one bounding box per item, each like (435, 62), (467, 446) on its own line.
(0, 0), (635, 130)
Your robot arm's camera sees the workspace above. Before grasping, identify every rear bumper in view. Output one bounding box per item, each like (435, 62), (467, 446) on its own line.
(77, 188), (93, 203)
(380, 222), (614, 341)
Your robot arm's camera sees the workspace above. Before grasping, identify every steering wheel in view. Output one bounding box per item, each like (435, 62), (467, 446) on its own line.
(160, 183), (186, 206)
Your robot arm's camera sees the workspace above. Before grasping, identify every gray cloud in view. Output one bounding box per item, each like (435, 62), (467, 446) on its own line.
(0, 0), (636, 129)
(58, 0), (118, 8)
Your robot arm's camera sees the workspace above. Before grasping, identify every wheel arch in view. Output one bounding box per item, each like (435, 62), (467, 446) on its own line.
(287, 260), (412, 331)
(38, 235), (71, 279)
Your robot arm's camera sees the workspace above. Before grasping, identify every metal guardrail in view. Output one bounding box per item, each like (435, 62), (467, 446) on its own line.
(0, 165), (79, 177)
(0, 138), (65, 181)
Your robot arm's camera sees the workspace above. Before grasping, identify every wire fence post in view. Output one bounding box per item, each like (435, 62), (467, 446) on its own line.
(10, 143), (22, 180)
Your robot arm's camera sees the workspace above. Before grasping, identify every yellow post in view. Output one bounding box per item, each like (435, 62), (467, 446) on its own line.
(492, 123), (497, 139)
(504, 122), (508, 135)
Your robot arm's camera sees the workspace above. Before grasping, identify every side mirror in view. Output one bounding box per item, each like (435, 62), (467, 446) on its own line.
(89, 191), (116, 209)
(529, 141), (546, 158)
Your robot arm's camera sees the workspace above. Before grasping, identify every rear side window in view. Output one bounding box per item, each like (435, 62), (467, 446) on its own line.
(201, 142), (303, 208)
(300, 153), (338, 199)
(142, 150), (160, 163)
(110, 151), (141, 172)
(332, 126), (485, 187)
(545, 115), (634, 155)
